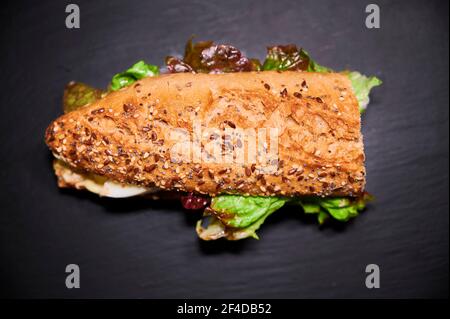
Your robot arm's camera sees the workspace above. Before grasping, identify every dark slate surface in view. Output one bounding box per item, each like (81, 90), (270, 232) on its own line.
(0, 0), (448, 298)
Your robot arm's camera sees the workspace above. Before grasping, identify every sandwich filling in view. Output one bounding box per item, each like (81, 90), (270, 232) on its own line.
(49, 39), (381, 240)
(53, 159), (157, 198)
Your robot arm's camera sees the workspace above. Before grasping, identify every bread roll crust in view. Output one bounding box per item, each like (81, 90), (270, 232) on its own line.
(45, 71), (365, 197)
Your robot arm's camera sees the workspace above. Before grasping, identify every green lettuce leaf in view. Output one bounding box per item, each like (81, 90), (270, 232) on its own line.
(317, 211), (330, 225)
(229, 211), (274, 239)
(262, 45), (310, 71)
(301, 49), (333, 73)
(293, 200), (330, 225)
(345, 71), (382, 113)
(296, 193), (374, 223)
(211, 195), (287, 228)
(196, 196), (287, 240)
(63, 82), (105, 113)
(197, 193), (373, 240)
(110, 60), (159, 91)
(261, 45), (331, 73)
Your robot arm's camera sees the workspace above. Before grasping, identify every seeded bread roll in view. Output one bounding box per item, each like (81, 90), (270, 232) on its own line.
(45, 71), (365, 197)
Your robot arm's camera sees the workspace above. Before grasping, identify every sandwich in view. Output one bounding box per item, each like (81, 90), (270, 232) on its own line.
(45, 39), (381, 240)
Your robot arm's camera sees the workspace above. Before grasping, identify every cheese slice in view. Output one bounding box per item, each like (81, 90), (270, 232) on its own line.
(53, 159), (158, 198)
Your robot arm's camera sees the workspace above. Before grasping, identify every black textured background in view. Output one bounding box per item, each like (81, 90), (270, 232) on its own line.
(0, 0), (448, 298)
